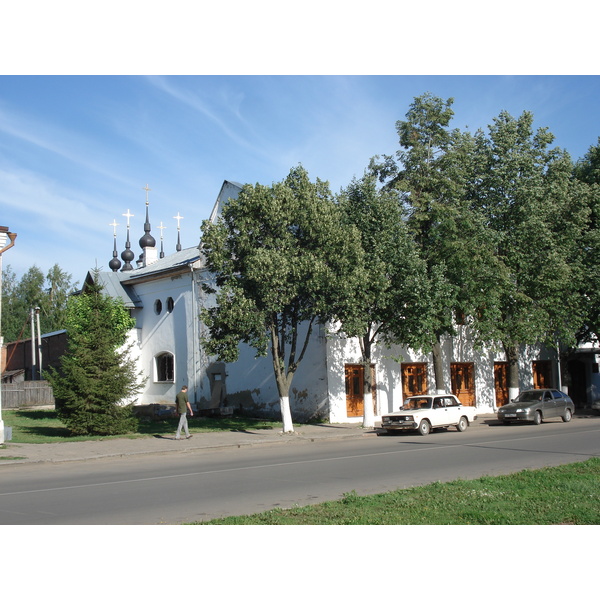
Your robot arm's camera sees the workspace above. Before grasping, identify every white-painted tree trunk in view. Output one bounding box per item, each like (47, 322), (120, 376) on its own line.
(362, 358), (375, 429)
(280, 396), (294, 433)
(362, 395), (375, 428)
(508, 387), (519, 402)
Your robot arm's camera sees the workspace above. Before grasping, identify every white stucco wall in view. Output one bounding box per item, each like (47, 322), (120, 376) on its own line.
(222, 321), (330, 422)
(326, 330), (432, 423)
(324, 324), (567, 423)
(127, 270), (203, 406)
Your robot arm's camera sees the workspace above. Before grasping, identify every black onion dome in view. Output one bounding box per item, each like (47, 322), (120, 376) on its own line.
(109, 256), (122, 271)
(140, 203), (156, 248)
(109, 236), (122, 272)
(139, 232), (156, 248)
(121, 246), (135, 263)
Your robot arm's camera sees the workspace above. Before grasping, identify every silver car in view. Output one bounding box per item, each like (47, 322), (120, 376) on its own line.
(497, 389), (575, 425)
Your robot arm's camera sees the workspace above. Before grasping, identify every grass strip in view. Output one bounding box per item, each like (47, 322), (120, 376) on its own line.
(1, 409), (281, 444)
(195, 458), (600, 525)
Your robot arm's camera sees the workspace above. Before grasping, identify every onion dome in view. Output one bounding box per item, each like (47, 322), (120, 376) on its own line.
(139, 202), (156, 249)
(109, 237), (122, 272)
(108, 220), (122, 272)
(120, 209), (135, 271)
(121, 231), (135, 271)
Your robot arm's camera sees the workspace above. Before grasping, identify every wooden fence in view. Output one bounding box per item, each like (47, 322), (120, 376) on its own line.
(1, 381), (55, 408)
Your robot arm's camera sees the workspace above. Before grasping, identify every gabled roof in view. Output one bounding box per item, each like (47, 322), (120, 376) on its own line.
(208, 180), (244, 223)
(84, 270), (143, 308)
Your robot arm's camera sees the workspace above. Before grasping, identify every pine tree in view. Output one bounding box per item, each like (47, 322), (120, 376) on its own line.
(45, 273), (143, 435)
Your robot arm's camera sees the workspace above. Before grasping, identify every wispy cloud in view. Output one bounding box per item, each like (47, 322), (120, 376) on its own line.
(145, 76), (265, 155)
(0, 101), (136, 190)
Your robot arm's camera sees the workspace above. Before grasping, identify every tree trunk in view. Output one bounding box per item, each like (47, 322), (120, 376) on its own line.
(273, 373), (294, 433)
(432, 339), (446, 394)
(360, 333), (375, 428)
(504, 342), (520, 401)
(362, 364), (375, 429)
(557, 343), (570, 394)
(279, 396), (294, 433)
(270, 321), (295, 433)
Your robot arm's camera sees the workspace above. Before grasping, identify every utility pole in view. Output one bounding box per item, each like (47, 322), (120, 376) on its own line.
(31, 308), (36, 380)
(0, 226), (17, 444)
(36, 306), (42, 378)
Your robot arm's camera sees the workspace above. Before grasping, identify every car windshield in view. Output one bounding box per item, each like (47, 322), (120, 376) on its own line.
(403, 398), (432, 410)
(515, 390), (544, 403)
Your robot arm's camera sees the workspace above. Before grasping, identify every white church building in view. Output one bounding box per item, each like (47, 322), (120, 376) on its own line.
(85, 181), (600, 424)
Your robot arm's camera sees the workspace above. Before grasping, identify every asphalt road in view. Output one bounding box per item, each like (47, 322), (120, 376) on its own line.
(1, 418), (599, 524)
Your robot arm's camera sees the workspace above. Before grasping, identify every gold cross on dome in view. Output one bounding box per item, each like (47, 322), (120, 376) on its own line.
(122, 209), (134, 228)
(173, 212), (184, 230)
(143, 184), (151, 205)
(158, 221), (167, 239)
(109, 219), (119, 237)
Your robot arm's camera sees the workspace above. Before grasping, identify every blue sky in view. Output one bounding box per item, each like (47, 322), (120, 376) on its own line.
(0, 76), (600, 281)
(0, 2), (598, 284)
(1, 75), (599, 282)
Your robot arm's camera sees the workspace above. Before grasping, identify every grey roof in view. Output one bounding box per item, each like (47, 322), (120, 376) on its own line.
(124, 246), (202, 283)
(86, 270), (143, 308)
(83, 246), (203, 307)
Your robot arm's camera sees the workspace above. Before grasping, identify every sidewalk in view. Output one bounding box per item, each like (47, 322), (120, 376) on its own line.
(0, 414), (500, 465)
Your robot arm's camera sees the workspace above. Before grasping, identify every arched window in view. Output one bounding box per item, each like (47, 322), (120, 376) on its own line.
(155, 352), (174, 382)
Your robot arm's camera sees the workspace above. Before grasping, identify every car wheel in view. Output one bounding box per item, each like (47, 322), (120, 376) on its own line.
(562, 409), (572, 423)
(533, 411), (542, 425)
(418, 419), (431, 436)
(456, 416), (468, 432)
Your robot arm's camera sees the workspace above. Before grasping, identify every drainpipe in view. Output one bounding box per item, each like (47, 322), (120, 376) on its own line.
(190, 265), (199, 409)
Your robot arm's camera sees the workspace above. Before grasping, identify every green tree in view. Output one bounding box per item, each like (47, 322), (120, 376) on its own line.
(0, 264), (22, 342)
(572, 138), (600, 343)
(1, 264), (77, 343)
(335, 169), (433, 426)
(45, 273), (143, 436)
(574, 137), (600, 185)
(471, 111), (588, 396)
(372, 93), (497, 392)
(41, 264), (76, 333)
(5, 266), (46, 344)
(200, 166), (362, 432)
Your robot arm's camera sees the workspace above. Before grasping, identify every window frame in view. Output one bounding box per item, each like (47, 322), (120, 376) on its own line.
(155, 351), (174, 383)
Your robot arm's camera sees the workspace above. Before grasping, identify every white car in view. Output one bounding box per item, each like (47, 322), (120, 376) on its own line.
(380, 394), (478, 436)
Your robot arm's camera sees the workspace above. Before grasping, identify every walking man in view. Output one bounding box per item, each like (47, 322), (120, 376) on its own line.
(175, 385), (193, 440)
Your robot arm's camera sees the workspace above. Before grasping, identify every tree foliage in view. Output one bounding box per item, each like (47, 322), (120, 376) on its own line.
(335, 169), (432, 425)
(1, 263), (77, 343)
(572, 137), (600, 342)
(45, 273), (143, 436)
(371, 93), (489, 390)
(574, 137), (600, 185)
(200, 166), (363, 432)
(370, 94), (593, 395)
(469, 111), (589, 391)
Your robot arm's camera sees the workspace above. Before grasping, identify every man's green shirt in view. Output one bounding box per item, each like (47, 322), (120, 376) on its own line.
(176, 391), (188, 414)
